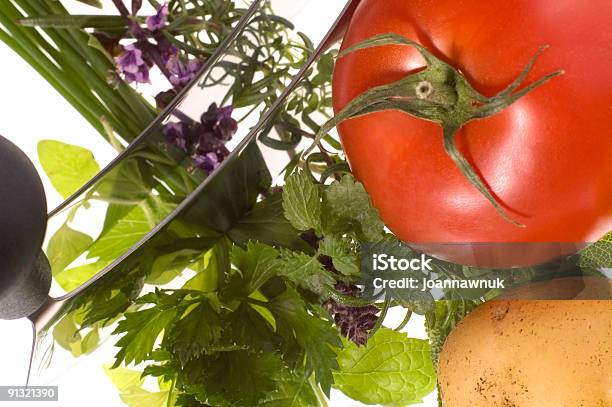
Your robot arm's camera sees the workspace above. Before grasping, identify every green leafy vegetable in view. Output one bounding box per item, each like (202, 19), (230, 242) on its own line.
(275, 249), (335, 296)
(578, 231), (612, 268)
(322, 174), (385, 242)
(333, 328), (436, 406)
(270, 288), (342, 396)
(38, 140), (100, 198)
(47, 223), (93, 273)
(282, 170), (322, 232)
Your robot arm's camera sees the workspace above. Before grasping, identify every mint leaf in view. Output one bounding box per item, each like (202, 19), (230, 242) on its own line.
(322, 175), (384, 242)
(282, 171), (321, 232)
(578, 231), (612, 268)
(319, 235), (359, 277)
(47, 223), (93, 273)
(333, 328), (436, 406)
(270, 288), (342, 396)
(38, 140), (100, 198)
(275, 249), (335, 295)
(167, 302), (222, 365)
(113, 307), (177, 367)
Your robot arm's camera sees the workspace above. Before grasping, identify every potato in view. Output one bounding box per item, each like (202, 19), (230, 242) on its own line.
(438, 277), (612, 407)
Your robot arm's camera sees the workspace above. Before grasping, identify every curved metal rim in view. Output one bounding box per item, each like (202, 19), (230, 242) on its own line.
(53, 0), (357, 304)
(48, 0), (265, 218)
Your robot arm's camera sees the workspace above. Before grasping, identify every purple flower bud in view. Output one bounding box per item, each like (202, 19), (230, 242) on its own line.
(167, 55), (202, 88)
(146, 3), (169, 32)
(200, 103), (238, 141)
(115, 43), (150, 84)
(193, 152), (220, 173)
(163, 121), (190, 150)
(215, 116), (238, 142)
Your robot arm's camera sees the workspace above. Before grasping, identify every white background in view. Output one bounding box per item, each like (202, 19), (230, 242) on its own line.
(0, 1), (437, 406)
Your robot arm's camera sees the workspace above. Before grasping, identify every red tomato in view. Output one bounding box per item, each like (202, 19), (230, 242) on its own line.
(333, 0), (612, 267)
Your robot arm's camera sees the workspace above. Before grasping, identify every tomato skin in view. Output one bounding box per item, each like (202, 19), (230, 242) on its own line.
(333, 0), (612, 267)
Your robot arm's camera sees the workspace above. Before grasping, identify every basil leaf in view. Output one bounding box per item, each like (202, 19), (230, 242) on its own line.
(47, 223), (93, 274)
(54, 262), (105, 292)
(282, 171), (321, 232)
(333, 328), (436, 406)
(38, 140), (100, 198)
(87, 204), (151, 263)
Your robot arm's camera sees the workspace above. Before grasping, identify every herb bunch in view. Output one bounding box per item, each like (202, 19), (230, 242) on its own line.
(3, 1), (611, 407)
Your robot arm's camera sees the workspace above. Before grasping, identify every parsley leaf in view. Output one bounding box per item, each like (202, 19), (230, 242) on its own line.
(167, 302), (222, 365)
(275, 249), (335, 296)
(232, 241), (280, 294)
(269, 288), (342, 396)
(257, 372), (318, 407)
(185, 350), (284, 406)
(113, 307), (177, 367)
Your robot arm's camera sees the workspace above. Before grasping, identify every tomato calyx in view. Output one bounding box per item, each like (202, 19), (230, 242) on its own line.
(310, 33), (564, 227)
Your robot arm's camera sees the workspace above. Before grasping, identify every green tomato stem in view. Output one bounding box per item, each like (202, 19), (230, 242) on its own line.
(308, 33), (565, 227)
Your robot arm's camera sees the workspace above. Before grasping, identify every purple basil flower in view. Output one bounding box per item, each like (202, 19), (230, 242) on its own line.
(167, 55), (202, 88)
(201, 103), (238, 141)
(325, 283), (379, 345)
(163, 121), (190, 150)
(193, 152), (220, 173)
(215, 116), (238, 141)
(146, 3), (169, 32)
(161, 102), (236, 172)
(114, 43), (150, 84)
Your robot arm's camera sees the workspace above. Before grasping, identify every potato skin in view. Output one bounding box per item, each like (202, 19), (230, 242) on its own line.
(438, 279), (612, 407)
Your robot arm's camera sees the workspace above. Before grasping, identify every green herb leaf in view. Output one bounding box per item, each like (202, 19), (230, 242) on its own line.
(275, 249), (335, 296)
(319, 235), (360, 277)
(113, 307), (178, 367)
(258, 373), (318, 407)
(47, 223), (93, 274)
(231, 241), (280, 294)
(322, 175), (384, 242)
(186, 350), (284, 406)
(333, 328), (436, 406)
(38, 140), (100, 199)
(228, 193), (311, 252)
(167, 302), (222, 365)
(578, 231), (612, 268)
(54, 262), (105, 292)
(87, 204), (151, 263)
(282, 171), (321, 232)
(270, 288), (342, 396)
